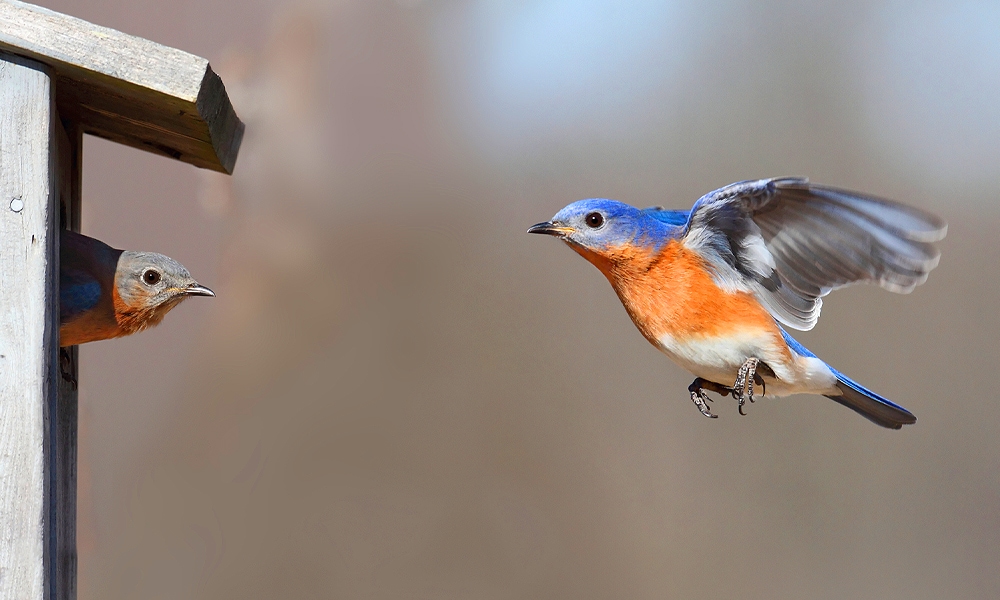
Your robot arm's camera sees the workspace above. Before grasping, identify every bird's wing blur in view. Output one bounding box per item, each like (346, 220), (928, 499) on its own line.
(60, 269), (102, 324)
(681, 177), (947, 331)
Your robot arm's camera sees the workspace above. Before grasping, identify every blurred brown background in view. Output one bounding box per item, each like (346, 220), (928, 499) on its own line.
(36, 0), (1000, 598)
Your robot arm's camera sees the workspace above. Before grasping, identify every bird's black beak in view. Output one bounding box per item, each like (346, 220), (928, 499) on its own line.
(183, 283), (216, 297)
(527, 221), (574, 237)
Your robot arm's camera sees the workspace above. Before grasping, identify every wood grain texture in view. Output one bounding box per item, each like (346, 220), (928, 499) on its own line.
(0, 52), (58, 600)
(0, 0), (244, 173)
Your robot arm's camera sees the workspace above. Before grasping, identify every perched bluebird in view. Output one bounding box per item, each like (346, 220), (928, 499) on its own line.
(60, 229), (215, 346)
(529, 177), (946, 429)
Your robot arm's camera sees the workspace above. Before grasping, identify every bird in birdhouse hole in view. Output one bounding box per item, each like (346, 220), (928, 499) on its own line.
(60, 229), (214, 346)
(528, 177), (946, 429)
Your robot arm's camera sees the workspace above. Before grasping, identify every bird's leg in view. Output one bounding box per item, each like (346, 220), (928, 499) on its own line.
(701, 379), (733, 397)
(732, 357), (760, 416)
(688, 378), (732, 419)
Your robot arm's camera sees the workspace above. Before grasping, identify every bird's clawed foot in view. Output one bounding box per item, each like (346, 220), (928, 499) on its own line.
(732, 357), (766, 416)
(689, 386), (716, 419)
(688, 378), (731, 419)
(689, 363), (768, 419)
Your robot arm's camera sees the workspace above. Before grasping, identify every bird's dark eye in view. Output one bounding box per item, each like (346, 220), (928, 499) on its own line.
(585, 212), (605, 228)
(142, 269), (161, 285)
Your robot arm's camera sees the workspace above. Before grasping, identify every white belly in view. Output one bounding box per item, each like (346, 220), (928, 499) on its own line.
(655, 330), (838, 397)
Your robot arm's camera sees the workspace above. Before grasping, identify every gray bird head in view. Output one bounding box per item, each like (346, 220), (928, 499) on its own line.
(113, 251), (215, 334)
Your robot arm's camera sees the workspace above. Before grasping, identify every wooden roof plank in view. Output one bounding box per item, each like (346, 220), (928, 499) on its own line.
(0, 0), (244, 173)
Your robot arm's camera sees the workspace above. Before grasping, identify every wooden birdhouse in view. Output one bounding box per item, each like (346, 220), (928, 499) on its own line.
(0, 2), (243, 598)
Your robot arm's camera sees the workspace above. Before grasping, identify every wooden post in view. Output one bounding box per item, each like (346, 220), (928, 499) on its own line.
(0, 1), (243, 598)
(0, 51), (59, 600)
(52, 115), (83, 600)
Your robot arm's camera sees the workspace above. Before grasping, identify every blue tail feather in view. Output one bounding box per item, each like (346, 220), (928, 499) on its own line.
(779, 327), (916, 429)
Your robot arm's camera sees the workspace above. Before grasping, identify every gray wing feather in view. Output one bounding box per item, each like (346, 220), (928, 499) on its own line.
(683, 177), (947, 331)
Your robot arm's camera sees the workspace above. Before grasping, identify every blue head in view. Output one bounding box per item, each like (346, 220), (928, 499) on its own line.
(528, 199), (680, 257)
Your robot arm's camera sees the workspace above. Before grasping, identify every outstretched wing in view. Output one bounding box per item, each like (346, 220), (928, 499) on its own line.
(682, 177), (947, 331)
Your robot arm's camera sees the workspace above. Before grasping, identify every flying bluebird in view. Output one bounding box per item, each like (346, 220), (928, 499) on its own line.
(60, 229), (215, 346)
(528, 177), (946, 429)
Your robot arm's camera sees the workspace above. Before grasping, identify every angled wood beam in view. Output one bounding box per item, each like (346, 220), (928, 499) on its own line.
(0, 0), (244, 173)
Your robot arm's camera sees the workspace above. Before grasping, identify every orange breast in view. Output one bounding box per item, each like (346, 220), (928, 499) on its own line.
(572, 239), (786, 348)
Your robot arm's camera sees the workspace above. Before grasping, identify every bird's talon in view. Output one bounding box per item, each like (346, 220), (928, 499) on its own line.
(753, 372), (765, 398)
(691, 390), (717, 418)
(732, 357), (760, 416)
(688, 379), (719, 418)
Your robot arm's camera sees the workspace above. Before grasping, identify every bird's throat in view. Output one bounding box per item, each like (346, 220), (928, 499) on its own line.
(111, 286), (179, 335)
